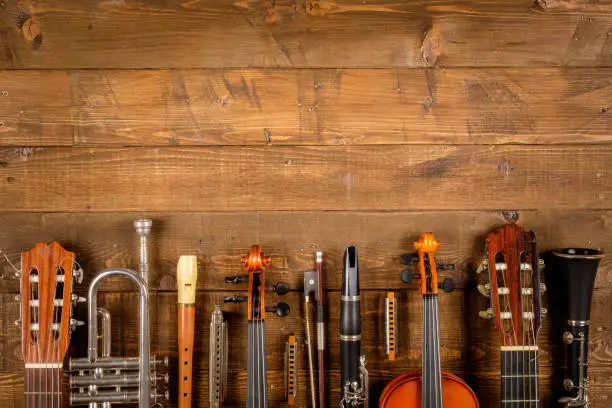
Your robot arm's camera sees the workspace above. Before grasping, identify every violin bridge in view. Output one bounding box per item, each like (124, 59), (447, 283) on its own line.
(385, 292), (396, 361)
(285, 334), (298, 405)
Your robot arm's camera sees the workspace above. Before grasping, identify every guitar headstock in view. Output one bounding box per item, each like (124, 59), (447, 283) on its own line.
(478, 223), (545, 347)
(401, 232), (455, 296)
(20, 242), (78, 365)
(242, 245), (271, 322)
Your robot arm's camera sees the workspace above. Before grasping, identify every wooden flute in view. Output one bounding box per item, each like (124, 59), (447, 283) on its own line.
(177, 255), (198, 408)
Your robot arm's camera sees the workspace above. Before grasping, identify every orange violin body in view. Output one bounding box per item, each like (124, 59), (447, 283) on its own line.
(379, 371), (479, 408)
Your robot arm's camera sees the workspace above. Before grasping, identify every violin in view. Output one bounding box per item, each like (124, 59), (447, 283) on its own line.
(224, 245), (290, 408)
(379, 233), (479, 408)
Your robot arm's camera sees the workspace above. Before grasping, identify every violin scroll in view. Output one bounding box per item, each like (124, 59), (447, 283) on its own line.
(241, 245), (271, 273)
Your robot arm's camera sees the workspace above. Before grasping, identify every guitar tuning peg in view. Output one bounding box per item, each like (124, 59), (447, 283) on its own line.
(14, 319), (21, 328)
(267, 302), (290, 317)
(438, 278), (455, 293)
(72, 267), (83, 284)
(70, 319), (85, 330)
(225, 275), (248, 284)
(540, 283), (547, 293)
(538, 259), (545, 271)
(475, 260), (488, 275)
(477, 283), (491, 297)
(223, 295), (247, 304)
(541, 307), (547, 315)
(14, 270), (22, 279)
(14, 294), (21, 302)
(479, 308), (493, 319)
(401, 269), (418, 284)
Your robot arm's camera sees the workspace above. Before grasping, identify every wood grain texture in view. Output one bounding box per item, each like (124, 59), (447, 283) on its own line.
(1, 0), (612, 69)
(2, 68), (611, 146)
(0, 145), (611, 212)
(0, 211), (611, 293)
(0, 289), (610, 407)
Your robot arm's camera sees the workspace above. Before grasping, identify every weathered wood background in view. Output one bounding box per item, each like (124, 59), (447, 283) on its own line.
(0, 0), (611, 407)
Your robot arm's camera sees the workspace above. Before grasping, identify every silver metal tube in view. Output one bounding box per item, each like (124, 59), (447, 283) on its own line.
(86, 268), (150, 407)
(71, 374), (140, 387)
(71, 391), (139, 404)
(97, 308), (112, 358)
(134, 219), (152, 286)
(70, 357), (140, 370)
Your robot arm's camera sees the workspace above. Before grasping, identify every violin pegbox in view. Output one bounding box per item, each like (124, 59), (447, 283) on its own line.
(400, 232), (455, 295)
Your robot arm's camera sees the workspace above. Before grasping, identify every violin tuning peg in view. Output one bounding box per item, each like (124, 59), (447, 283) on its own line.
(72, 267), (83, 284)
(267, 302), (290, 317)
(477, 283), (491, 297)
(401, 269), (417, 284)
(479, 308), (493, 319)
(437, 263), (455, 271)
(400, 254), (418, 266)
(225, 275), (248, 284)
(271, 281), (289, 296)
(223, 295), (247, 304)
(438, 278), (455, 293)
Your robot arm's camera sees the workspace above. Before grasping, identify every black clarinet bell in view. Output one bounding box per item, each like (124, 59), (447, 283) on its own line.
(267, 302), (290, 317)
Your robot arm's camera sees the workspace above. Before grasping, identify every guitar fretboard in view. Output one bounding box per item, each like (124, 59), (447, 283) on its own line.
(501, 348), (539, 408)
(24, 367), (62, 408)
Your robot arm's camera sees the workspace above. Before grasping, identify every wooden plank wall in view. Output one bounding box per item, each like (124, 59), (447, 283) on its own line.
(0, 0), (611, 407)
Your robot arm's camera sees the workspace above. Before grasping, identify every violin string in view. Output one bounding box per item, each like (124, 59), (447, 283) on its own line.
(435, 296), (443, 408)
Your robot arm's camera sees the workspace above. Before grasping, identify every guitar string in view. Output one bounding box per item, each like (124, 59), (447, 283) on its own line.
(499, 257), (518, 406)
(527, 257), (539, 407)
(521, 260), (526, 408)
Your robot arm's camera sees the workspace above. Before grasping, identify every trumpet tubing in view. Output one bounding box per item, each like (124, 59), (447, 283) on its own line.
(69, 219), (168, 407)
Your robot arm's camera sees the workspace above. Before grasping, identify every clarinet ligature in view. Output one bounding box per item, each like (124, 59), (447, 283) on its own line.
(551, 248), (603, 408)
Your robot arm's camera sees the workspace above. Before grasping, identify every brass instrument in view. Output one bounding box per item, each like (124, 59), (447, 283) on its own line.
(69, 219), (169, 407)
(209, 304), (228, 407)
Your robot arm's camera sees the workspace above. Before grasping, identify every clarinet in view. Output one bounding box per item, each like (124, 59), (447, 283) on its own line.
(553, 248), (603, 408)
(339, 246), (368, 408)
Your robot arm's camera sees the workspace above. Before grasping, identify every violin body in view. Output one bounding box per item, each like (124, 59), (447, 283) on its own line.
(379, 371), (479, 408)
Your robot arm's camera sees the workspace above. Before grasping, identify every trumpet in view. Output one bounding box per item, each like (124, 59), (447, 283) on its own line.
(69, 219), (169, 407)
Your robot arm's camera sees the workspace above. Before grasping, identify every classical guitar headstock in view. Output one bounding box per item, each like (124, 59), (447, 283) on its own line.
(477, 223), (546, 347)
(401, 232), (455, 296)
(19, 242), (83, 365)
(224, 245), (290, 318)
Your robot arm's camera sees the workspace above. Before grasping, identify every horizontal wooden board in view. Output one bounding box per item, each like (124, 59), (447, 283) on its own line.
(0, 290), (610, 406)
(0, 211), (611, 293)
(1, 0), (611, 68)
(1, 68), (611, 146)
(0, 146), (610, 212)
